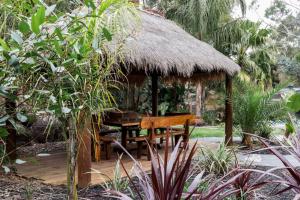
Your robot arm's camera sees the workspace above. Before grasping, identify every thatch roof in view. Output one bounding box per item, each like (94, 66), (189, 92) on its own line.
(112, 10), (240, 78)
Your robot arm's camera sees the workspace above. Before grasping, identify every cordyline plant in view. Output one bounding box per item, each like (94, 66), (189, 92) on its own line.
(229, 159), (280, 200)
(0, 0), (138, 199)
(259, 135), (300, 198)
(105, 136), (253, 200)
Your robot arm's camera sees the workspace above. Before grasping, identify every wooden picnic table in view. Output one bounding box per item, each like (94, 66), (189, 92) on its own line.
(103, 119), (140, 149)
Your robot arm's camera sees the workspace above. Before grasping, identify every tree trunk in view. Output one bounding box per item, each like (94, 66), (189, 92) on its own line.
(77, 115), (92, 188)
(225, 76), (233, 145)
(5, 97), (17, 160)
(242, 133), (253, 149)
(67, 117), (78, 200)
(195, 83), (202, 117)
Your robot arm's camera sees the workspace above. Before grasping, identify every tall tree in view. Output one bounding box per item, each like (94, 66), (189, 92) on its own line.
(145, 0), (246, 116)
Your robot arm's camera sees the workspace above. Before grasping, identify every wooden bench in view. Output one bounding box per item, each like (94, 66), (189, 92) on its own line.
(129, 114), (197, 160)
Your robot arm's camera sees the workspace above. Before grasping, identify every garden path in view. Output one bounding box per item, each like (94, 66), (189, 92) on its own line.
(14, 140), (217, 186)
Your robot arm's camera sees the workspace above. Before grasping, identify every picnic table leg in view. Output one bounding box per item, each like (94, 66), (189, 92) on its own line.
(183, 120), (190, 148)
(121, 127), (127, 149)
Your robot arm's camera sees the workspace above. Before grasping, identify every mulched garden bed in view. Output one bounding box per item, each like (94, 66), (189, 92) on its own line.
(0, 165), (297, 200)
(236, 139), (292, 155)
(16, 141), (67, 157)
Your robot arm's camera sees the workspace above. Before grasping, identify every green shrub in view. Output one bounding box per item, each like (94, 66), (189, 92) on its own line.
(257, 124), (273, 139)
(199, 142), (235, 175)
(202, 110), (219, 126)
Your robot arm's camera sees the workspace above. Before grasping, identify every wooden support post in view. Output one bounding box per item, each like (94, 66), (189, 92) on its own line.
(151, 74), (158, 116)
(225, 75), (233, 145)
(77, 117), (92, 188)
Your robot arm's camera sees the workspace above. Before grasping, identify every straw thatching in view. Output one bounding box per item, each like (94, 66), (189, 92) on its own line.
(110, 10), (240, 80)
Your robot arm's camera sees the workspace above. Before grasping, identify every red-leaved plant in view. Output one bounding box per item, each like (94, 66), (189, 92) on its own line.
(104, 136), (251, 200)
(260, 134), (300, 198)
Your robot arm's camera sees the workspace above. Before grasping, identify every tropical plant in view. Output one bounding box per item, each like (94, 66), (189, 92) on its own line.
(229, 20), (275, 88)
(233, 79), (287, 147)
(105, 137), (250, 200)
(202, 110), (219, 126)
(231, 163), (271, 200)
(94, 155), (134, 197)
(284, 92), (300, 137)
(260, 135), (300, 198)
(199, 142), (235, 175)
(143, 0), (247, 116)
(0, 0), (138, 199)
(257, 123), (273, 139)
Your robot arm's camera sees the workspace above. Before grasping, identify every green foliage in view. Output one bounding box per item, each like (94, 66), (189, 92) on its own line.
(202, 110), (219, 126)
(199, 142), (235, 175)
(278, 56), (300, 83)
(131, 78), (189, 114)
(0, 0), (138, 120)
(265, 0), (290, 21)
(257, 124), (273, 139)
(101, 156), (134, 197)
(0, 0), (138, 198)
(157, 0), (246, 41)
(287, 93), (300, 112)
(233, 79), (287, 136)
(31, 6), (45, 34)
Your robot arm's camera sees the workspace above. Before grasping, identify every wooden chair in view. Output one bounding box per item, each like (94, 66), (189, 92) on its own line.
(91, 115), (120, 161)
(101, 135), (117, 160)
(128, 114), (197, 160)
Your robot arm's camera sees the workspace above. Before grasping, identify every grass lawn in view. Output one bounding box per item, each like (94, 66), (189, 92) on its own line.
(130, 125), (286, 138)
(190, 126), (226, 138)
(139, 125), (227, 138)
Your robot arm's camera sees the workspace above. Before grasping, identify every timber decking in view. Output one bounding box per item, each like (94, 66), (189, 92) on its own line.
(15, 141), (217, 186)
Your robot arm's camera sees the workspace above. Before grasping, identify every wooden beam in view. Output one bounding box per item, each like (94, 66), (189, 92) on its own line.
(77, 117), (92, 188)
(225, 75), (233, 145)
(152, 74), (158, 116)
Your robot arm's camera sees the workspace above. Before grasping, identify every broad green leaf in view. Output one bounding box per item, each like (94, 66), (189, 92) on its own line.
(102, 27), (112, 41)
(17, 113), (28, 123)
(31, 6), (46, 34)
(11, 31), (23, 45)
(0, 127), (8, 138)
(18, 21), (30, 34)
(287, 93), (300, 112)
(0, 38), (10, 51)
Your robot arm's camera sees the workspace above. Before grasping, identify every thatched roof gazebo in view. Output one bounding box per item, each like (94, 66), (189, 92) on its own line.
(109, 10), (239, 131)
(78, 10), (240, 187)
(114, 11), (240, 79)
